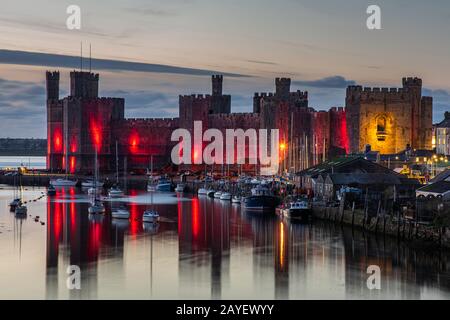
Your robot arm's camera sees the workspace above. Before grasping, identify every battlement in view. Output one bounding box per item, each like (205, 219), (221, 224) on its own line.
(290, 90), (308, 100)
(123, 118), (178, 128)
(402, 77), (422, 87)
(212, 75), (223, 81)
(46, 71), (60, 80)
(70, 71), (99, 81)
(330, 107), (345, 113)
(179, 94), (213, 103)
(254, 92), (275, 99)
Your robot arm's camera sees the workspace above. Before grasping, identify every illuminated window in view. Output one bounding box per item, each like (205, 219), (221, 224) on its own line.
(376, 116), (387, 141)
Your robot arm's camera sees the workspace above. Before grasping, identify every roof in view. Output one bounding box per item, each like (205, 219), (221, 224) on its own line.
(297, 156), (397, 177)
(436, 112), (450, 128)
(430, 169), (450, 183)
(417, 180), (450, 194)
(326, 173), (408, 186)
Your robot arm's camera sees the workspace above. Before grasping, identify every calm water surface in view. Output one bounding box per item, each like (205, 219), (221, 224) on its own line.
(0, 156), (46, 169)
(0, 185), (449, 300)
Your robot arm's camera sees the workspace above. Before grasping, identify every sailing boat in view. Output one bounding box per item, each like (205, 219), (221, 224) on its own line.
(143, 181), (159, 223)
(14, 175), (27, 216)
(9, 174), (21, 211)
(109, 141), (124, 198)
(88, 148), (105, 214)
(50, 126), (77, 187)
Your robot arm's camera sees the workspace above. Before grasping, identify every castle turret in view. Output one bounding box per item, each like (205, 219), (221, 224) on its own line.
(70, 71), (99, 98)
(212, 75), (223, 96)
(46, 71), (60, 100)
(275, 78), (291, 99)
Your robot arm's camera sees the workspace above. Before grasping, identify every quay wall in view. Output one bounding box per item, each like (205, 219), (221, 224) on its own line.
(312, 206), (450, 249)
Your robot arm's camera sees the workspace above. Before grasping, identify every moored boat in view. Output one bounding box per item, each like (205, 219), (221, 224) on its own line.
(50, 178), (77, 187)
(111, 208), (130, 219)
(108, 185), (124, 198)
(281, 200), (312, 221)
(175, 183), (186, 193)
(15, 205), (28, 216)
(243, 185), (280, 213)
(156, 177), (172, 192)
(214, 191), (222, 199)
(232, 195), (241, 204)
(143, 210), (160, 223)
(47, 184), (56, 196)
(220, 192), (232, 201)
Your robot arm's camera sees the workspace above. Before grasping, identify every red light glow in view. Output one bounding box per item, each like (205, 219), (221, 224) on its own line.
(89, 117), (102, 152)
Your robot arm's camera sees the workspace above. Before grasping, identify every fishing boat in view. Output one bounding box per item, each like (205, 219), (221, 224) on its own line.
(47, 184), (56, 196)
(243, 185), (280, 213)
(220, 192), (232, 201)
(108, 141), (124, 198)
(281, 200), (312, 221)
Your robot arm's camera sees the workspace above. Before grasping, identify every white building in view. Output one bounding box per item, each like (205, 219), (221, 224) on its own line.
(436, 112), (450, 156)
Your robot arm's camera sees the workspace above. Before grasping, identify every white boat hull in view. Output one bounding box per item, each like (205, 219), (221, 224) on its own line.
(50, 179), (77, 187)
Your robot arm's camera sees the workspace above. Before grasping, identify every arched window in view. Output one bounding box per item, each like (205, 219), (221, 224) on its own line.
(376, 116), (387, 141)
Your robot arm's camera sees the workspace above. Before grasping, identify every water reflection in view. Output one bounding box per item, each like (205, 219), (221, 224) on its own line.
(6, 186), (447, 299)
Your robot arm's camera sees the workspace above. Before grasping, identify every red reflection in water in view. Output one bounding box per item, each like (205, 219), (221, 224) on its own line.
(69, 156), (76, 173)
(191, 197), (200, 239)
(129, 190), (141, 237)
(88, 222), (102, 261)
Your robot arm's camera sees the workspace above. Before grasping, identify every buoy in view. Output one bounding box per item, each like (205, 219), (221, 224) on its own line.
(40, 222), (45, 226)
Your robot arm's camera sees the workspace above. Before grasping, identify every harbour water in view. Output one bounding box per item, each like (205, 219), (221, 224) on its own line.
(0, 185), (449, 300)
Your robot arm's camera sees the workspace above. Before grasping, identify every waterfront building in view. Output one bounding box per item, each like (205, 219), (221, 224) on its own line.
(436, 112), (450, 156)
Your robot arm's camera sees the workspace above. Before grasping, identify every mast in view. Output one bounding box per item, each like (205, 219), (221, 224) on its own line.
(115, 140), (119, 184)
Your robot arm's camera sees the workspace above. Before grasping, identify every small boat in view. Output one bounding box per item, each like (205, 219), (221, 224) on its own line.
(156, 177), (172, 192)
(281, 200), (312, 221)
(232, 195), (241, 204)
(15, 205), (28, 215)
(198, 187), (208, 196)
(9, 198), (21, 209)
(47, 185), (56, 196)
(82, 180), (104, 188)
(147, 183), (157, 192)
(220, 192), (232, 201)
(143, 210), (160, 223)
(175, 183), (186, 193)
(108, 185), (124, 198)
(111, 208), (130, 219)
(88, 199), (105, 214)
(206, 189), (215, 197)
(214, 191), (222, 199)
(50, 178), (77, 187)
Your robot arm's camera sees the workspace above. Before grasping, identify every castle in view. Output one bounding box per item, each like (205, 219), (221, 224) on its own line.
(346, 77), (433, 154)
(46, 71), (432, 174)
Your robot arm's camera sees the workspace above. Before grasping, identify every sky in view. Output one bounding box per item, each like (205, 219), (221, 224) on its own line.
(0, 0), (450, 138)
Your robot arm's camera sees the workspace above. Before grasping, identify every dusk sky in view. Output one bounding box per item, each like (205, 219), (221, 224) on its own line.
(1, 0), (450, 137)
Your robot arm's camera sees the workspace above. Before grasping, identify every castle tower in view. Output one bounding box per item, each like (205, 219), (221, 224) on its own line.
(212, 75), (223, 96)
(46, 71), (60, 100)
(70, 71), (99, 98)
(402, 77), (422, 148)
(275, 78), (291, 100)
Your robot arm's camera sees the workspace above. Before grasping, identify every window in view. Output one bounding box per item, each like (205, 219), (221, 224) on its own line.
(376, 116), (387, 141)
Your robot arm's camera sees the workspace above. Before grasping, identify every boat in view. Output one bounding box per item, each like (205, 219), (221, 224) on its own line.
(143, 221), (160, 234)
(47, 184), (56, 196)
(15, 205), (28, 215)
(175, 183), (186, 193)
(9, 198), (21, 210)
(232, 195), (241, 204)
(108, 185), (124, 198)
(82, 180), (104, 188)
(88, 149), (105, 214)
(220, 192), (232, 201)
(147, 155), (158, 192)
(143, 210), (160, 223)
(108, 140), (124, 198)
(50, 178), (77, 187)
(243, 185), (280, 213)
(207, 189), (215, 197)
(111, 208), (130, 219)
(281, 200), (312, 221)
(156, 177), (172, 192)
(198, 187), (208, 196)
(214, 191), (222, 199)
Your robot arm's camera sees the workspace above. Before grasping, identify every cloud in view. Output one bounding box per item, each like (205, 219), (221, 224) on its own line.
(246, 60), (278, 66)
(292, 76), (356, 89)
(0, 49), (247, 78)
